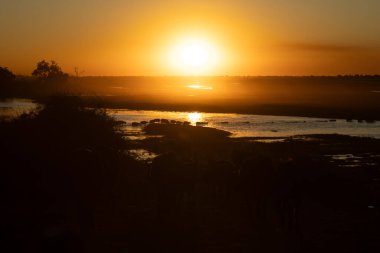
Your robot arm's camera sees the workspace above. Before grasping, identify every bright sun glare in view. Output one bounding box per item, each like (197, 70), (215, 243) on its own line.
(170, 38), (218, 75)
(188, 112), (202, 124)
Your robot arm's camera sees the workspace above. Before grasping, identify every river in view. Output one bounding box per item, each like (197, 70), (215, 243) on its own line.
(1, 99), (379, 139)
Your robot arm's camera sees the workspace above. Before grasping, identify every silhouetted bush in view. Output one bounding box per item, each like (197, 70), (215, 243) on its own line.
(0, 66), (16, 82)
(0, 66), (16, 97)
(0, 95), (140, 252)
(32, 60), (68, 82)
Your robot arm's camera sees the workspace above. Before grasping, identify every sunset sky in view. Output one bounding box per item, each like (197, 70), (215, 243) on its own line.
(1, 0), (380, 76)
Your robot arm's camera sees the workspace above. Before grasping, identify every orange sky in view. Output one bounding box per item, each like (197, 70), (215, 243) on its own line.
(1, 0), (380, 76)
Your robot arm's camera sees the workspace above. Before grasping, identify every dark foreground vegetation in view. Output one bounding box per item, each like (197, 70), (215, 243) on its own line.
(1, 96), (380, 253)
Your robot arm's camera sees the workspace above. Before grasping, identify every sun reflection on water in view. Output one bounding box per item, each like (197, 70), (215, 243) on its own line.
(188, 112), (202, 124)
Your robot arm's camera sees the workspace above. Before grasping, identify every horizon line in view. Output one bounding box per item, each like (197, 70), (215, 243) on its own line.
(15, 74), (380, 78)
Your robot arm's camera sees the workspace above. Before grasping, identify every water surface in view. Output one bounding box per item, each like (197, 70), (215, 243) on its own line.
(110, 109), (380, 139)
(0, 99), (38, 119)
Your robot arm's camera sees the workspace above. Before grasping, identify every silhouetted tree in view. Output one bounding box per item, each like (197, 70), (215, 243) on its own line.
(0, 67), (15, 97)
(32, 60), (68, 82)
(0, 66), (16, 82)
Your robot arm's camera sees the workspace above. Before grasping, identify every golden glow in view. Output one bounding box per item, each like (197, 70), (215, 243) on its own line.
(169, 38), (219, 75)
(187, 84), (213, 90)
(188, 112), (202, 124)
(2, 2), (380, 75)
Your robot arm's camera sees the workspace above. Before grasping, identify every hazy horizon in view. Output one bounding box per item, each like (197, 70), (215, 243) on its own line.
(12, 74), (380, 78)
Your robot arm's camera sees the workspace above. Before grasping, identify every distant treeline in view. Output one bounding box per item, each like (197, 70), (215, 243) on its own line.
(2, 74), (380, 99)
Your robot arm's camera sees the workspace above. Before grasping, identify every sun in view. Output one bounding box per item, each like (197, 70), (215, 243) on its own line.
(177, 40), (210, 68)
(169, 38), (218, 75)
(188, 112), (202, 124)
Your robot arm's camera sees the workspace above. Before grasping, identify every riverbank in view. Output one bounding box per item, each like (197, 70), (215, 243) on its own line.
(3, 97), (380, 139)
